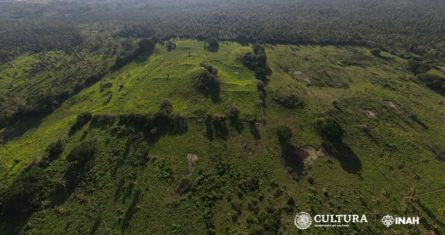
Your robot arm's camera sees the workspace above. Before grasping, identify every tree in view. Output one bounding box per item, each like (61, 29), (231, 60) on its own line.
(276, 126), (293, 146)
(370, 48), (381, 57)
(314, 117), (343, 142)
(227, 105), (240, 121)
(206, 38), (219, 52)
(166, 41), (176, 51)
(408, 60), (431, 74)
(160, 99), (173, 114)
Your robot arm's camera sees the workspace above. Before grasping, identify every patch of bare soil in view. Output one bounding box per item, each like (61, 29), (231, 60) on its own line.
(184, 154), (198, 176)
(363, 110), (377, 119)
(296, 146), (323, 164)
(383, 101), (402, 114)
(293, 71), (311, 83)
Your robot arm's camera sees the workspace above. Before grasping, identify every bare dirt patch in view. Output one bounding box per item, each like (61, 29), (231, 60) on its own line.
(293, 71), (311, 83)
(184, 154), (198, 176)
(295, 146), (323, 164)
(363, 110), (377, 119)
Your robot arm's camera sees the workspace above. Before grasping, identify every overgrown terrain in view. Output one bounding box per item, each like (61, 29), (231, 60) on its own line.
(1, 0), (445, 234)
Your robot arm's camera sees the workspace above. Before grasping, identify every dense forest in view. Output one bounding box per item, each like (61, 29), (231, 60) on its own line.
(0, 0), (444, 63)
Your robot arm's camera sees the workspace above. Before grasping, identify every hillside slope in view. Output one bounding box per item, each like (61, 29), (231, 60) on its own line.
(1, 40), (444, 234)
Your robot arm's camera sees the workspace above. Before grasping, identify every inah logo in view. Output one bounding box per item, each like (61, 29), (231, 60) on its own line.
(294, 212), (312, 230)
(381, 215), (394, 227)
(381, 215), (420, 227)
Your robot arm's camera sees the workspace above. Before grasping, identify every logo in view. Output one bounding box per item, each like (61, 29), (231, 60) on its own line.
(294, 212), (368, 229)
(381, 215), (419, 227)
(294, 212), (312, 230)
(381, 215), (394, 227)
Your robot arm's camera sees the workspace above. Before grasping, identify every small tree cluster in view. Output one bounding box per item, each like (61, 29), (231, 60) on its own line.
(166, 41), (176, 51)
(272, 92), (304, 109)
(192, 64), (220, 96)
(418, 73), (445, 95)
(227, 105), (240, 121)
(242, 44), (271, 82)
(69, 112), (92, 135)
(408, 60), (431, 74)
(160, 99), (173, 114)
(314, 117), (343, 142)
(206, 38), (219, 52)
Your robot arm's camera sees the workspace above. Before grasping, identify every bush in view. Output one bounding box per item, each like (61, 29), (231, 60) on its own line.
(206, 38), (219, 52)
(227, 105), (240, 121)
(191, 69), (220, 95)
(276, 126), (292, 145)
(160, 99), (173, 114)
(418, 73), (445, 95)
(370, 48), (381, 56)
(46, 139), (64, 161)
(408, 60), (431, 74)
(66, 141), (96, 164)
(272, 92), (304, 109)
(176, 178), (192, 195)
(166, 41), (176, 51)
(242, 45), (272, 82)
(69, 112), (92, 135)
(314, 117), (343, 142)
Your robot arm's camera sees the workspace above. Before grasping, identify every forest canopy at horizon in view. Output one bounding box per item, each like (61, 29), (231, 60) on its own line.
(0, 0), (444, 64)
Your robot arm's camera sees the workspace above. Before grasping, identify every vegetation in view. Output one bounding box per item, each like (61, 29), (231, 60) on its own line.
(418, 73), (445, 95)
(0, 0), (444, 234)
(272, 92), (305, 109)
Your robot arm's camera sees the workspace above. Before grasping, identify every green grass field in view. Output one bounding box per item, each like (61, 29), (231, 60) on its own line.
(1, 40), (444, 234)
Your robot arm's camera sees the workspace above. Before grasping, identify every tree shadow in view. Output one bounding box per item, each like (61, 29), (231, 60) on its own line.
(0, 115), (44, 144)
(281, 146), (305, 176)
(121, 190), (142, 232)
(209, 87), (221, 104)
(249, 121), (261, 140)
(322, 140), (362, 174)
(205, 116), (214, 141)
(213, 118), (228, 140)
(229, 119), (244, 133)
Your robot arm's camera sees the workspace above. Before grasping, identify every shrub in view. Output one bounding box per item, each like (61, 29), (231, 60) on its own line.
(166, 41), (176, 51)
(191, 69), (220, 95)
(206, 38), (219, 52)
(370, 48), (381, 56)
(69, 112), (92, 135)
(227, 105), (240, 121)
(408, 60), (431, 74)
(160, 99), (173, 114)
(276, 126), (292, 145)
(272, 92), (304, 109)
(242, 44), (271, 82)
(66, 141), (96, 164)
(314, 117), (343, 142)
(418, 73), (445, 95)
(46, 139), (64, 161)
